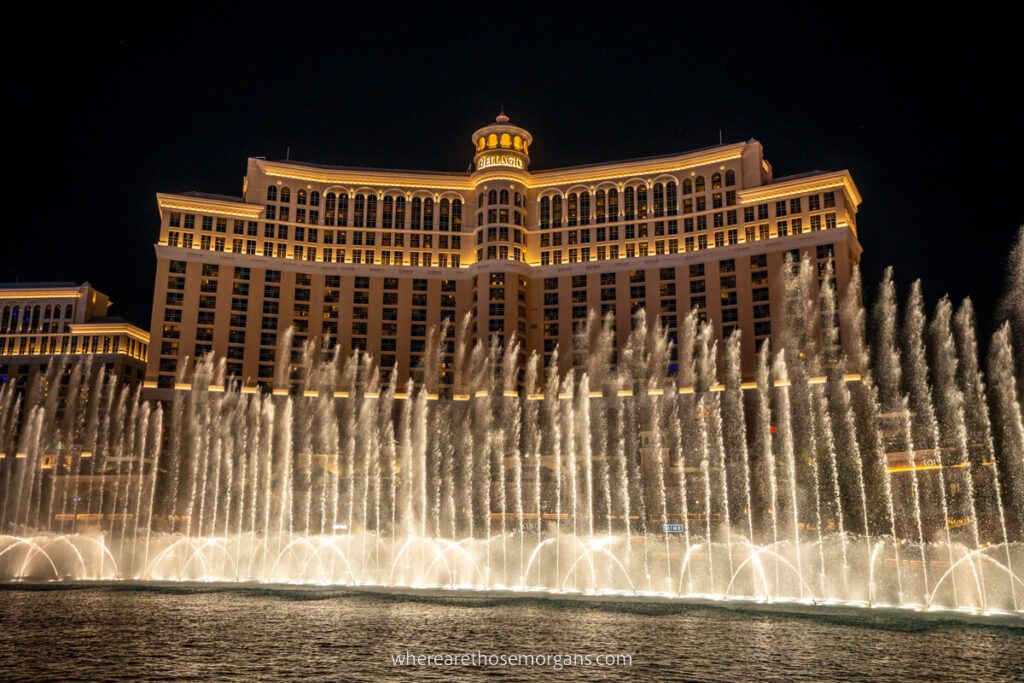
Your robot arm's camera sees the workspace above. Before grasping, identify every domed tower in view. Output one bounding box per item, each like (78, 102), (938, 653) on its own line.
(468, 112), (532, 379)
(471, 111), (533, 176)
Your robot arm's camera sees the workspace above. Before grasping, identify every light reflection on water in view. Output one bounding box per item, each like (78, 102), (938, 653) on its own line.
(1, 584), (1022, 682)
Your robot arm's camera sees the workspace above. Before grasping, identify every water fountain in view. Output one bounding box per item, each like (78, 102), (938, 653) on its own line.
(2, 252), (1023, 616)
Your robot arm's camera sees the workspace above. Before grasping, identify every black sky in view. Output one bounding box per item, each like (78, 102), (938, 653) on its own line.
(3, 3), (1021, 336)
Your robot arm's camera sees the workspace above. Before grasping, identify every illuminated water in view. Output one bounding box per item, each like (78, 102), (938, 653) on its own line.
(1, 583), (1022, 681)
(2, 254), (1024, 616)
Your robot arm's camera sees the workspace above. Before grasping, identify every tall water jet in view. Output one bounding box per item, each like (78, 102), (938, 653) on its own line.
(772, 352), (804, 599)
(988, 324), (1024, 539)
(904, 281), (957, 604)
(997, 225), (1024, 376)
(954, 299), (1017, 609)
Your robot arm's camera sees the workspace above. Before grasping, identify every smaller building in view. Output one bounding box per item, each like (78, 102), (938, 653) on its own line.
(0, 282), (149, 389)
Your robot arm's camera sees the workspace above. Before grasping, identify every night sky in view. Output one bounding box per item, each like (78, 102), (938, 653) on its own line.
(4, 5), (1020, 338)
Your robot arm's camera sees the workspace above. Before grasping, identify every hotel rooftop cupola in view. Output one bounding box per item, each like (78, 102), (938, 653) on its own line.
(471, 111), (533, 178)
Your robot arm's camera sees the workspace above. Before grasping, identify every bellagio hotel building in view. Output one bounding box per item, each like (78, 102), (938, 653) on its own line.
(145, 113), (861, 395)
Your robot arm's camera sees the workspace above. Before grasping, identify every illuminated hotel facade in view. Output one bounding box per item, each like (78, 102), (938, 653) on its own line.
(146, 113), (861, 395)
(0, 282), (149, 389)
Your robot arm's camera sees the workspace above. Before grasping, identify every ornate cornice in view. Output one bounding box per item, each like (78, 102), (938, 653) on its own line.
(157, 193), (263, 218)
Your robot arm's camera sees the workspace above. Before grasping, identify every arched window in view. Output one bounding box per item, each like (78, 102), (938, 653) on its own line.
(567, 193), (578, 226)
(45, 304), (52, 318)
(513, 135), (522, 150)
(65, 304), (73, 319)
(499, 189), (509, 205)
(595, 190), (606, 223)
(624, 186), (635, 220)
(423, 197), (434, 229)
(695, 176), (705, 193)
(411, 197), (422, 229)
(354, 193), (365, 227)
(1, 306), (9, 332)
(452, 199), (462, 230)
(478, 192), (484, 208)
(580, 191), (590, 225)
(30, 305), (41, 331)
(725, 170), (736, 186)
(711, 172), (722, 190)
(487, 133), (498, 148)
(338, 193), (349, 226)
(439, 198), (450, 230)
(10, 306), (20, 332)
(266, 185), (278, 202)
(382, 195), (394, 228)
(366, 194), (377, 227)
(637, 185), (648, 219)
(395, 196), (405, 228)
(500, 133), (511, 148)
(682, 178), (692, 195)
(477, 137), (486, 151)
(297, 189), (307, 205)
(514, 191), (522, 207)
(666, 181), (678, 215)
(552, 195), (563, 228)
(325, 192), (336, 225)
(607, 188), (619, 220)
(280, 187), (291, 203)
(310, 191), (320, 207)
(540, 196), (551, 229)
(653, 183), (665, 217)
(53, 304), (61, 319)
(488, 189), (498, 205)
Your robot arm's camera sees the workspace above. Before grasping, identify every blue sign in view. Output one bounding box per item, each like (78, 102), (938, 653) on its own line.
(663, 523), (684, 533)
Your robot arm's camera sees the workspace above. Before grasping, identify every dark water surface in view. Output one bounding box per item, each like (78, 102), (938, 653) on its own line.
(1, 583), (1022, 681)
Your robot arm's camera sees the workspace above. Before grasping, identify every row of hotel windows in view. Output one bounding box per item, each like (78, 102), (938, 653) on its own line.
(165, 262), (455, 290)
(539, 206), (836, 246)
(477, 207), (525, 227)
(169, 219), (464, 249)
(1, 333), (147, 360)
(539, 188), (834, 231)
(164, 222), (838, 272)
(478, 226), (525, 244)
(477, 246), (525, 262)
(537, 173), (739, 229)
(165, 232), (462, 268)
(264, 188), (464, 231)
(1, 304), (76, 334)
(538, 212), (837, 265)
(477, 188), (524, 208)
(476, 132), (527, 151)
(164, 216), (836, 270)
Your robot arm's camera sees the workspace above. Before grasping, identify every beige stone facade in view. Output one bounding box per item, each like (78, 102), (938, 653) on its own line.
(0, 282), (149, 389)
(146, 114), (861, 395)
